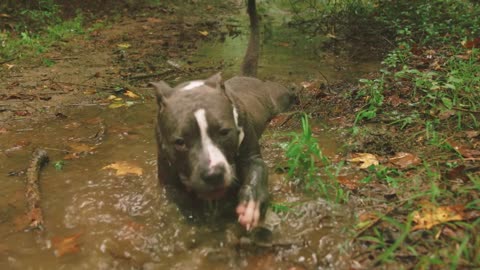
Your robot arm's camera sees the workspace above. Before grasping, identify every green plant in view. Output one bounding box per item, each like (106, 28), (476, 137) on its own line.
(285, 114), (348, 202)
(355, 73), (386, 124)
(270, 202), (291, 214)
(19, 0), (61, 32)
(286, 114), (325, 187)
(54, 160), (65, 171)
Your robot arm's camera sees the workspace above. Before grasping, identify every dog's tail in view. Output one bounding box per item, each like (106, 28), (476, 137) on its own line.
(241, 0), (260, 77)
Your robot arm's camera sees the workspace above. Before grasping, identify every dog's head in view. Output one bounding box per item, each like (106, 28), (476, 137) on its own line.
(151, 73), (244, 199)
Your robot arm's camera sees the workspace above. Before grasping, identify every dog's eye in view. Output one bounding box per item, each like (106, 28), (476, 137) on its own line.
(174, 138), (187, 150)
(219, 128), (231, 136)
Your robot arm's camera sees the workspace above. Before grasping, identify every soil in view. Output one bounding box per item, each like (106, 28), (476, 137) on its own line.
(0, 1), (233, 126)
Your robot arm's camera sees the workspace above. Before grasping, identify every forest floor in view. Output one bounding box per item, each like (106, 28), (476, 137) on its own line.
(0, 1), (479, 269)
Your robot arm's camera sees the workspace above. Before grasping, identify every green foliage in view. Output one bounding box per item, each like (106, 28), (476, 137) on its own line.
(54, 160), (65, 171)
(0, 13), (85, 60)
(376, 0), (480, 45)
(287, 0), (377, 39)
(355, 73), (386, 124)
(19, 0), (62, 32)
(285, 114), (348, 202)
(270, 202), (291, 214)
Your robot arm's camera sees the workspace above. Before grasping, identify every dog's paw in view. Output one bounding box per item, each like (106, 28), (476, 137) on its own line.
(236, 200), (260, 231)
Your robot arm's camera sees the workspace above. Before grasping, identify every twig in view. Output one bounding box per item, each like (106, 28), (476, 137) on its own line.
(447, 157), (480, 163)
(452, 107), (480, 114)
(25, 149), (49, 231)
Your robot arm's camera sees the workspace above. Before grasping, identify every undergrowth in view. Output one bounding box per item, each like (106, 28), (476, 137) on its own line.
(286, 0), (480, 269)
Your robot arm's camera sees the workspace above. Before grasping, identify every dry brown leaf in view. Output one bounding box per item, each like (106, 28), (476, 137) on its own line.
(103, 161), (143, 176)
(68, 143), (95, 153)
(51, 233), (82, 257)
(388, 152), (421, 169)
(449, 140), (480, 158)
(465, 130), (480, 138)
(348, 153), (379, 169)
(64, 143), (96, 159)
(337, 175), (361, 190)
(412, 201), (467, 231)
(146, 17), (162, 24)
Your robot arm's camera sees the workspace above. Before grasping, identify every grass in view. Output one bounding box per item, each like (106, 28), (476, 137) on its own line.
(0, 5), (86, 62)
(285, 114), (349, 202)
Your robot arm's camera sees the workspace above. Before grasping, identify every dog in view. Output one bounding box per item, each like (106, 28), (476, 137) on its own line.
(150, 73), (292, 230)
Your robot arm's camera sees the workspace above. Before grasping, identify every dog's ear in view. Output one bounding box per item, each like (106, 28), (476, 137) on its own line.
(149, 81), (173, 111)
(204, 72), (222, 89)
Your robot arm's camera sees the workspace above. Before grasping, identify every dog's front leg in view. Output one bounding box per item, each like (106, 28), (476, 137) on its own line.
(236, 155), (268, 231)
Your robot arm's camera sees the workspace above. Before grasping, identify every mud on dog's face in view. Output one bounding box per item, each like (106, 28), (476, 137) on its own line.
(151, 74), (243, 199)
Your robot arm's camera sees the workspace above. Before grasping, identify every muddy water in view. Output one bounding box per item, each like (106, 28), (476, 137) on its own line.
(1, 103), (351, 269)
(1, 6), (379, 270)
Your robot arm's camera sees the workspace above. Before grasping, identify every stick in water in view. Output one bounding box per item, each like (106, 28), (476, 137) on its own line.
(25, 149), (49, 231)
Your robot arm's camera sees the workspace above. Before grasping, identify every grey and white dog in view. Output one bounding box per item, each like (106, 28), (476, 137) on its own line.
(151, 73), (292, 230)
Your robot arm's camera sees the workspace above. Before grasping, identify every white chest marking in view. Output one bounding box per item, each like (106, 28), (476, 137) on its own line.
(232, 106), (244, 148)
(194, 109), (232, 181)
(182, 81), (204, 91)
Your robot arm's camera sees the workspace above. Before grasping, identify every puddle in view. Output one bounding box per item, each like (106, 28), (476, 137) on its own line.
(0, 4), (378, 269)
(188, 6), (380, 83)
(0, 103), (352, 269)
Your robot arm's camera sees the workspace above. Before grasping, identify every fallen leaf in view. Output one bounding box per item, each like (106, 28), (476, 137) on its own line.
(355, 212), (379, 230)
(385, 94), (405, 107)
(108, 102), (126, 109)
(277, 42), (290, 47)
(461, 37), (480, 49)
(64, 121), (82, 129)
(146, 17), (162, 23)
(51, 233), (82, 257)
(14, 110), (31, 116)
(83, 89), (97, 95)
(68, 143), (95, 153)
(348, 153), (379, 169)
(124, 90), (139, 99)
(412, 201), (470, 231)
(438, 109), (455, 120)
(103, 161), (143, 176)
(446, 165), (469, 181)
(448, 140), (480, 158)
(5, 64), (14, 69)
(388, 152), (421, 169)
(199, 30), (209, 36)
(117, 43), (131, 49)
(0, 127), (8, 134)
(64, 143), (96, 159)
(465, 130), (479, 138)
(337, 175), (360, 190)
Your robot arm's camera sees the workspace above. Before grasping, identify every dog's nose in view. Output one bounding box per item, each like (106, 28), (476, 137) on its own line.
(201, 165), (225, 185)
